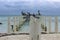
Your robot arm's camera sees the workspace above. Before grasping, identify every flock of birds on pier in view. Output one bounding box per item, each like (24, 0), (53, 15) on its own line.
(21, 10), (41, 19)
(12, 10), (41, 32)
(17, 10), (47, 33)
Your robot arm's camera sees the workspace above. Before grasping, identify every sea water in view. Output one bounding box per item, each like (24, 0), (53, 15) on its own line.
(0, 16), (30, 33)
(0, 16), (60, 33)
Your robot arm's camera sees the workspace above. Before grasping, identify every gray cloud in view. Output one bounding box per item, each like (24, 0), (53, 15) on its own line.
(0, 0), (60, 15)
(40, 1), (60, 15)
(0, 0), (35, 15)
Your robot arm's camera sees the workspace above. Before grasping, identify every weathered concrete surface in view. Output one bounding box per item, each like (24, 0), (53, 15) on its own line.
(0, 34), (60, 40)
(0, 35), (30, 40)
(41, 34), (60, 40)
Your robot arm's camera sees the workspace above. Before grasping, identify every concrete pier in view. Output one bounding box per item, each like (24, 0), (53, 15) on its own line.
(30, 16), (41, 40)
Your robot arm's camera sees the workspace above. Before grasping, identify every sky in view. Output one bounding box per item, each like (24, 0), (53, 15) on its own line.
(40, 0), (60, 15)
(0, 0), (60, 15)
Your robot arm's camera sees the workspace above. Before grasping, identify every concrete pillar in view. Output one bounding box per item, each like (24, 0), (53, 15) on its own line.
(48, 16), (51, 33)
(30, 16), (41, 40)
(41, 16), (45, 32)
(44, 16), (47, 33)
(8, 17), (11, 33)
(41, 16), (46, 33)
(13, 16), (17, 32)
(38, 16), (41, 40)
(55, 16), (58, 33)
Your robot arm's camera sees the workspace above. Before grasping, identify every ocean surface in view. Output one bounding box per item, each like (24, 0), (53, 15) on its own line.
(0, 16), (60, 33)
(0, 16), (30, 33)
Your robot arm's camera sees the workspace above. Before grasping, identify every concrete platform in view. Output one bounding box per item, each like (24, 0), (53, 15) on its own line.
(0, 34), (60, 40)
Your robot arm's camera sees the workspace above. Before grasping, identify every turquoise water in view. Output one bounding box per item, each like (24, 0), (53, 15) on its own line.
(0, 16), (60, 33)
(0, 17), (30, 33)
(45, 17), (60, 32)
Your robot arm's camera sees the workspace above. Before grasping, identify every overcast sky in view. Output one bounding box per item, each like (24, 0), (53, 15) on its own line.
(40, 0), (60, 15)
(0, 0), (60, 15)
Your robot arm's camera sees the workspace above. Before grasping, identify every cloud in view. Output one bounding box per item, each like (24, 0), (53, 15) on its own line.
(0, 0), (35, 15)
(0, 0), (34, 2)
(40, 0), (60, 8)
(47, 0), (60, 2)
(40, 0), (60, 15)
(0, 0), (60, 15)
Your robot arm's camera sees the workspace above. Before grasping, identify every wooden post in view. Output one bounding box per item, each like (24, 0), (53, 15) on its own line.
(48, 16), (51, 33)
(8, 17), (10, 33)
(55, 16), (58, 33)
